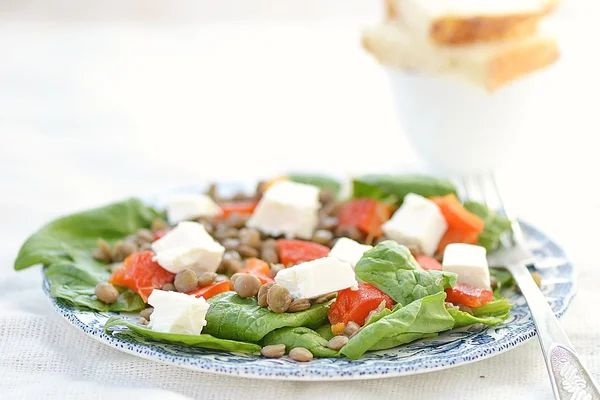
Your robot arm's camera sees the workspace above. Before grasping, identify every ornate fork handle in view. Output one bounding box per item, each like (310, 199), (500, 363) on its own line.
(510, 263), (600, 400)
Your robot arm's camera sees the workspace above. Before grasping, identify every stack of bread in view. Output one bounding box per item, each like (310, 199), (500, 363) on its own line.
(362, 0), (560, 91)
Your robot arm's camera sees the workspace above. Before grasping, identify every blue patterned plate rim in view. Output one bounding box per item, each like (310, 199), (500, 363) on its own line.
(43, 219), (576, 380)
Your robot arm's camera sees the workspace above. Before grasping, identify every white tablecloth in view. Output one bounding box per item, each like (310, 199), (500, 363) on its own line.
(2, 3), (600, 398)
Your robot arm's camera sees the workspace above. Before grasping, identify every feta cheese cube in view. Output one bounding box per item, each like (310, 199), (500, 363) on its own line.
(442, 243), (491, 290)
(151, 221), (225, 275)
(381, 193), (447, 255)
(275, 256), (358, 300)
(148, 289), (210, 335)
(165, 194), (222, 225)
(247, 180), (320, 239)
(329, 237), (373, 269)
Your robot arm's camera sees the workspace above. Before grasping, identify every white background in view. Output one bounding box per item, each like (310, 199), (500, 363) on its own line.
(1, 1), (599, 399)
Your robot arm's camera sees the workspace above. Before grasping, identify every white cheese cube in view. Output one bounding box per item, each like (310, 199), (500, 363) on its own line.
(329, 237), (373, 269)
(148, 290), (210, 335)
(442, 243), (491, 290)
(165, 194), (222, 225)
(381, 193), (447, 255)
(151, 221), (225, 275)
(275, 256), (358, 300)
(247, 180), (320, 239)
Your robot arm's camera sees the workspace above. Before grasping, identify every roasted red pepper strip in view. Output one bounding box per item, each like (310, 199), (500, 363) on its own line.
(445, 282), (494, 308)
(187, 281), (232, 300)
(109, 251), (175, 303)
(328, 283), (394, 326)
(219, 200), (259, 220)
(276, 239), (330, 267)
(337, 198), (391, 237)
(415, 254), (443, 271)
(242, 258), (274, 284)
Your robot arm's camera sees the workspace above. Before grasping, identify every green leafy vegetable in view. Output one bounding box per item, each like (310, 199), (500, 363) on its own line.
(14, 198), (161, 311)
(315, 324), (334, 341)
(490, 267), (515, 297)
(463, 201), (511, 251)
(352, 174), (457, 204)
(104, 316), (261, 354)
(448, 298), (512, 328)
(204, 292), (332, 342)
(351, 180), (399, 204)
(341, 292), (455, 359)
(288, 173), (342, 195)
(262, 327), (339, 357)
(355, 241), (457, 306)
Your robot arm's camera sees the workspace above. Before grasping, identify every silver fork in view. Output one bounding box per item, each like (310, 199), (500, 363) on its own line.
(460, 172), (600, 400)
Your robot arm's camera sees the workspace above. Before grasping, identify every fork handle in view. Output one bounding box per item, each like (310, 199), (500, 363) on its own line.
(511, 264), (600, 400)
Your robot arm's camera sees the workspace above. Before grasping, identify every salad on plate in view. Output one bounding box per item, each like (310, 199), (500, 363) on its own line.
(15, 174), (519, 362)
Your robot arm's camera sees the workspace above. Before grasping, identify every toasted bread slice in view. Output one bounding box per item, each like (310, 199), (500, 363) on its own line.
(385, 0), (559, 45)
(362, 23), (559, 91)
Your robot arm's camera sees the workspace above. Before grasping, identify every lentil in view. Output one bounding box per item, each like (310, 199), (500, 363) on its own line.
(136, 228), (154, 243)
(312, 230), (333, 246)
(140, 307), (154, 320)
(139, 317), (149, 325)
(343, 321), (361, 337)
(287, 298), (311, 313)
(174, 270), (199, 293)
(95, 282), (119, 304)
(260, 344), (286, 358)
(151, 218), (168, 232)
(267, 284), (292, 313)
(257, 282), (275, 307)
(233, 274), (262, 298)
(289, 347), (313, 362)
(197, 272), (217, 287)
(327, 335), (349, 351)
(239, 228), (261, 248)
(237, 244), (259, 258)
(161, 283), (176, 292)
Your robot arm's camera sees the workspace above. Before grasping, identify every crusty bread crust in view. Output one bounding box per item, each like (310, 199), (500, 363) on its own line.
(361, 26), (559, 91)
(384, 0), (559, 45)
(430, 14), (541, 45)
(485, 36), (558, 90)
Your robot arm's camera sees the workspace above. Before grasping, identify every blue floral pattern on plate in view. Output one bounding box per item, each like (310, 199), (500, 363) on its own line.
(43, 222), (575, 380)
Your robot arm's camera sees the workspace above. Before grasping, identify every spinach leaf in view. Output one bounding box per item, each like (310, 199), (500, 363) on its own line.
(315, 324), (334, 341)
(341, 292), (455, 359)
(288, 173), (342, 195)
(14, 198), (160, 312)
(352, 174), (457, 204)
(262, 327), (339, 357)
(355, 241), (457, 306)
(15, 198), (161, 270)
(490, 267), (515, 297)
(463, 201), (511, 251)
(351, 180), (399, 204)
(104, 316), (261, 354)
(204, 292), (332, 342)
(448, 298), (512, 328)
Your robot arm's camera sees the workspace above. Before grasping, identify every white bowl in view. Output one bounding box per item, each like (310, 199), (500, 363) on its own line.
(385, 67), (552, 174)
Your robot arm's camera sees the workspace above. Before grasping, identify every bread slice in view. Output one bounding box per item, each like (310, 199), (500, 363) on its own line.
(385, 0), (559, 45)
(362, 23), (559, 91)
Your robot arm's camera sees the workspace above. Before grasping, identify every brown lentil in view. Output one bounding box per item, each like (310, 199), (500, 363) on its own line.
(97, 237), (113, 258)
(139, 317), (149, 325)
(229, 273), (243, 287)
(92, 248), (112, 263)
(289, 347), (313, 362)
(112, 240), (125, 261)
(109, 262), (124, 273)
(319, 190), (336, 205)
(226, 213), (247, 229)
(233, 274), (262, 298)
(287, 298), (311, 313)
(224, 250), (242, 261)
(261, 247), (279, 264)
(151, 218), (168, 232)
(119, 239), (138, 260)
(140, 307), (154, 320)
(343, 321), (361, 337)
(239, 228), (261, 248)
(269, 263), (284, 278)
(312, 230), (333, 246)
(162, 283), (176, 291)
(334, 225), (364, 243)
(222, 238), (241, 251)
(490, 276), (498, 290)
(364, 233), (376, 246)
(174, 270), (199, 293)
(318, 216), (339, 231)
(215, 274), (229, 283)
(95, 282), (119, 304)
(327, 335), (349, 351)
(260, 344), (286, 358)
(267, 284), (293, 313)
(458, 304), (474, 315)
(206, 183), (218, 200)
(257, 282), (275, 307)
(198, 219), (214, 234)
(313, 292), (337, 304)
(136, 228), (154, 243)
(237, 244), (259, 258)
(197, 272), (217, 287)
(219, 258), (244, 276)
